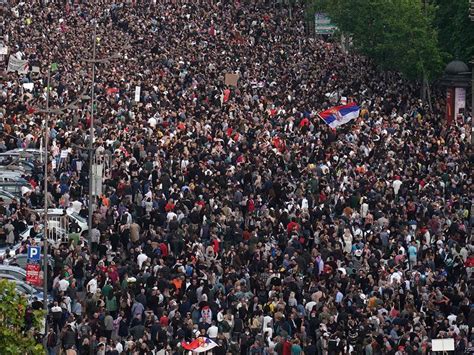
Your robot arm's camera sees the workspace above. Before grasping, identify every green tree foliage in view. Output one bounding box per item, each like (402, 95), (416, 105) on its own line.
(308, 0), (444, 80)
(434, 0), (474, 63)
(0, 279), (45, 355)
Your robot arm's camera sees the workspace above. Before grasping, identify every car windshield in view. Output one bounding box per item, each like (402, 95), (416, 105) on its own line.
(70, 212), (86, 223)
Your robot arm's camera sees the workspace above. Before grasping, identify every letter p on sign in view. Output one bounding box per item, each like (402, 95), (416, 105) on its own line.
(27, 246), (41, 261)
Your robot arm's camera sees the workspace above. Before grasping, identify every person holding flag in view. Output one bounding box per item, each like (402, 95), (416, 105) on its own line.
(181, 337), (219, 353)
(318, 102), (361, 129)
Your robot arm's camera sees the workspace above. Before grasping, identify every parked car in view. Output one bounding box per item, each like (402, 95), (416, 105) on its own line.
(0, 169), (28, 183)
(0, 240), (24, 258)
(34, 208), (89, 236)
(0, 273), (22, 282)
(0, 278), (51, 303)
(0, 181), (32, 197)
(0, 265), (27, 281)
(0, 148), (43, 162)
(19, 225), (70, 248)
(0, 188), (16, 204)
(0, 155), (38, 174)
(1, 210), (88, 258)
(7, 253), (54, 270)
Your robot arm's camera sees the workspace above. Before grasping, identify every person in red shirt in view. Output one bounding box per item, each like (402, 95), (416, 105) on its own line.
(107, 264), (119, 284)
(159, 242), (168, 257)
(247, 195), (255, 214)
(287, 218), (300, 235)
(282, 337), (292, 355)
(211, 235), (220, 254)
(165, 199), (175, 212)
(299, 117), (309, 128)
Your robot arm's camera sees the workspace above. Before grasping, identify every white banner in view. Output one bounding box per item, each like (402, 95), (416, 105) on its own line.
(7, 55), (29, 74)
(92, 163), (103, 196)
(135, 86), (141, 102)
(454, 87), (466, 118)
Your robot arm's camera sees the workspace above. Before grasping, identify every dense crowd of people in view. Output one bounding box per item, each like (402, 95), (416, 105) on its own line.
(1, 0), (473, 354)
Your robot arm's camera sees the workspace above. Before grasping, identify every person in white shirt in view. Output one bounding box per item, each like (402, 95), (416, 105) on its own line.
(115, 341), (123, 354)
(447, 313), (457, 326)
(87, 277), (98, 294)
(148, 116), (157, 128)
(360, 199), (369, 218)
(392, 178), (402, 196)
(262, 314), (273, 338)
(390, 271), (403, 285)
(207, 321), (219, 339)
(58, 276), (70, 292)
(137, 251), (148, 269)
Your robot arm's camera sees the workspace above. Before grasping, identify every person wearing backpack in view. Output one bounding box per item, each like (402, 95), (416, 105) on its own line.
(46, 327), (58, 355)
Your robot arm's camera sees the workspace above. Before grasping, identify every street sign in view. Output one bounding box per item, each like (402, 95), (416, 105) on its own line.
(26, 263), (42, 286)
(314, 13), (337, 35)
(27, 246), (41, 261)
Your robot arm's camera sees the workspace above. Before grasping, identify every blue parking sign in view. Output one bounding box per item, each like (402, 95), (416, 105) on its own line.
(27, 246), (41, 261)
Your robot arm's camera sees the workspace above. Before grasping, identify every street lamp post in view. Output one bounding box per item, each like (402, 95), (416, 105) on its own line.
(82, 25), (131, 245)
(88, 23), (97, 247)
(36, 70), (87, 340)
(43, 68), (51, 318)
(31, 19), (129, 348)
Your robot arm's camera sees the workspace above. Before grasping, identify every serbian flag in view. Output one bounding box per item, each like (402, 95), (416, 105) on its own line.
(181, 337), (218, 352)
(318, 102), (360, 129)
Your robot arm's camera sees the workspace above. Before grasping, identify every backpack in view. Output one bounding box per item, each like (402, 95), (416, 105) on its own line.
(219, 320), (231, 333)
(47, 332), (57, 347)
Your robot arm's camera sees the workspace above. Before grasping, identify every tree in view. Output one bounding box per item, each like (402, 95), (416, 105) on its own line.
(308, 0), (444, 81)
(0, 279), (45, 355)
(433, 0), (474, 63)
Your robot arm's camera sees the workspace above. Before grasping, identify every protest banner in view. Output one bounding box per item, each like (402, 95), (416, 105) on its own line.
(7, 55), (29, 74)
(225, 73), (239, 87)
(135, 86), (141, 102)
(23, 83), (34, 91)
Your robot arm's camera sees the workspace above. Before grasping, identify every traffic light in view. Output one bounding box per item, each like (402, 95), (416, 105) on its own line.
(470, 0), (474, 21)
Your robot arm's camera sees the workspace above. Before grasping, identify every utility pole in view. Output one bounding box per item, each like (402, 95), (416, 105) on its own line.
(36, 72), (86, 343)
(88, 22), (97, 247)
(31, 18), (129, 347)
(470, 0), (474, 231)
(43, 67), (50, 329)
(470, 0), (474, 146)
(83, 23), (130, 246)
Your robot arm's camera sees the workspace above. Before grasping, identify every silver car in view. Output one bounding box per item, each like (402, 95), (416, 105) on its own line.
(0, 265), (27, 281)
(1, 278), (50, 303)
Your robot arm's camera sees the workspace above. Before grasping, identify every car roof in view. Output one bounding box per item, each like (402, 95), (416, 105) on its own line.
(6, 279), (36, 290)
(0, 169), (26, 175)
(0, 273), (20, 280)
(0, 265), (27, 272)
(0, 189), (16, 200)
(0, 189), (15, 197)
(0, 181), (30, 186)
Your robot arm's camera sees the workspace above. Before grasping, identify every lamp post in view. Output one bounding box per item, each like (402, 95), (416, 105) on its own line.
(82, 24), (131, 245)
(42, 68), (50, 318)
(87, 23), (97, 247)
(471, 58), (474, 147)
(31, 18), (129, 347)
(35, 70), (87, 338)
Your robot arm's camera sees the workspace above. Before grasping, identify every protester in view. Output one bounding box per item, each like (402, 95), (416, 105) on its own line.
(0, 1), (472, 354)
